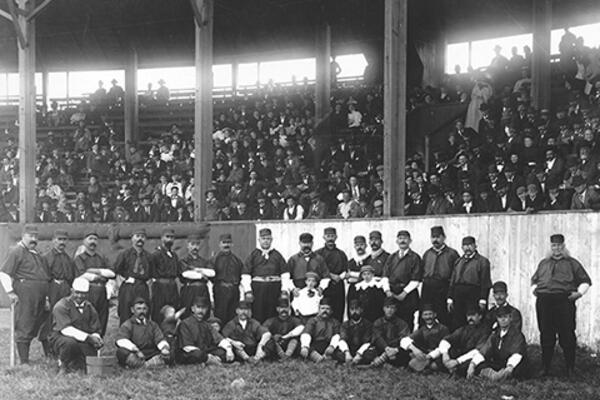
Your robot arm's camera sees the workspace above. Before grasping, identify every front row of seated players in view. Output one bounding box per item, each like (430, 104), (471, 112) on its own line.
(51, 276), (527, 381)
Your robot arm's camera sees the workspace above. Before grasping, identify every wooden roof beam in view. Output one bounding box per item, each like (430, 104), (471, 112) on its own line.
(27, 0), (55, 22)
(0, 7), (11, 21)
(6, 0), (27, 48)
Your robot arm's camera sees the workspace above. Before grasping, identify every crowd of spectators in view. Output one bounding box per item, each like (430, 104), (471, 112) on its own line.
(403, 31), (600, 216)
(0, 79), (385, 222)
(1, 29), (599, 222)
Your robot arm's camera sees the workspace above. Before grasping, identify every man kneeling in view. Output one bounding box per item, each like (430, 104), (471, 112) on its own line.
(468, 307), (528, 381)
(437, 305), (490, 376)
(49, 278), (104, 373)
(262, 297), (304, 360)
(400, 303), (449, 372)
(222, 300), (271, 363)
(300, 298), (341, 363)
(176, 297), (234, 365)
(368, 297), (411, 368)
(333, 299), (373, 365)
(115, 297), (171, 368)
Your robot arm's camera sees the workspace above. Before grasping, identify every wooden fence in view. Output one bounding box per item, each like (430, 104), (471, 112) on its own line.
(258, 211), (600, 350)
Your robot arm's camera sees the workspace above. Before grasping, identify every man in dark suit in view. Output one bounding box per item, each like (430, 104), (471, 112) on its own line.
(457, 190), (479, 214)
(476, 184), (499, 213)
(306, 192), (328, 219)
(544, 147), (565, 184)
(493, 179), (510, 211)
(571, 175), (600, 210)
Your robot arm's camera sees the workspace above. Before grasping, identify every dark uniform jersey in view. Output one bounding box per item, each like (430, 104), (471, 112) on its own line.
(1, 243), (49, 281)
(371, 316), (410, 351)
(285, 252), (330, 288)
(177, 315), (224, 352)
(339, 318), (373, 353)
(364, 250), (390, 277)
(222, 317), (268, 347)
(210, 252), (244, 285)
(302, 315), (341, 343)
(243, 249), (286, 277)
(116, 316), (165, 351)
(408, 322), (449, 352)
(43, 249), (76, 282)
(113, 248), (152, 280)
(448, 253), (492, 300)
(52, 296), (101, 335)
(263, 316), (303, 336)
(150, 247), (180, 279)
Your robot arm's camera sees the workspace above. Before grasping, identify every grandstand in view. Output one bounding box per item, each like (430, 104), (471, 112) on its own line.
(1, 0), (600, 367)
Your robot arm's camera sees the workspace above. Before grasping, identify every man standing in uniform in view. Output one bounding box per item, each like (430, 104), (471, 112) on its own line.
(447, 236), (492, 330)
(531, 234), (591, 376)
(114, 228), (152, 324)
(150, 228), (180, 322)
(242, 228), (287, 323)
(316, 227), (348, 322)
(74, 230), (115, 336)
(50, 277), (104, 373)
(346, 235), (370, 304)
(39, 229), (77, 357)
(0, 226), (50, 364)
(179, 233), (214, 319)
(381, 230), (423, 331)
(421, 226), (459, 328)
(365, 231), (389, 278)
(210, 233), (244, 323)
(284, 233), (330, 294)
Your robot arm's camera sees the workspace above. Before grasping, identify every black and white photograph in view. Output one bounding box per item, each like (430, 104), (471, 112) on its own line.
(0, 0), (599, 398)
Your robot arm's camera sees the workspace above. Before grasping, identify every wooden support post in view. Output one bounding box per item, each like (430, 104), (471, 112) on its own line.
(315, 21), (331, 125)
(192, 0), (214, 222)
(232, 61), (238, 97)
(383, 0), (407, 217)
(531, 0), (552, 110)
(124, 49), (138, 154)
(41, 69), (48, 109)
(16, 0), (36, 223)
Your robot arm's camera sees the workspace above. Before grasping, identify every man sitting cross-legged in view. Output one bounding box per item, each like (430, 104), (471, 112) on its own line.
(400, 303), (449, 372)
(115, 297), (171, 368)
(437, 305), (491, 376)
(467, 307), (528, 381)
(367, 297), (411, 368)
(176, 297), (234, 365)
(333, 299), (374, 365)
(49, 278), (104, 373)
(299, 298), (341, 363)
(222, 300), (272, 363)
(262, 297), (305, 360)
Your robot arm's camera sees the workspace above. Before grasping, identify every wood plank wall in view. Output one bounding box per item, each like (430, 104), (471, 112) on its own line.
(257, 212), (600, 350)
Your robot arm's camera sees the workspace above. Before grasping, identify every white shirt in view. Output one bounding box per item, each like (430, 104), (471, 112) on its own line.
(347, 110), (362, 128)
(292, 287), (322, 317)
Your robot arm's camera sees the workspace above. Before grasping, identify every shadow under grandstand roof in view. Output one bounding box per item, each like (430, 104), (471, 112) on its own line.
(0, 0), (598, 71)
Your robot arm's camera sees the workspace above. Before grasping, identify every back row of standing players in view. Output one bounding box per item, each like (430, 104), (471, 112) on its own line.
(0, 224), (591, 378)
